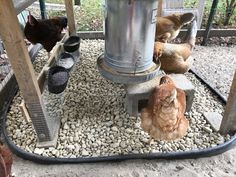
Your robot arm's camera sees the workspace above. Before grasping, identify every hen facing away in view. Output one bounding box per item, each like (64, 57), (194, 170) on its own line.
(24, 13), (67, 53)
(156, 12), (195, 42)
(141, 75), (189, 141)
(153, 19), (197, 74)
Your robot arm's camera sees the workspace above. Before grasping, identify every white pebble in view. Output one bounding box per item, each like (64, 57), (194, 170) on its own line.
(34, 148), (44, 155)
(82, 150), (89, 156)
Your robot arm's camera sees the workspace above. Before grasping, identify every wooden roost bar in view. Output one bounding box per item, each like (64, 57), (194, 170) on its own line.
(0, 0), (76, 147)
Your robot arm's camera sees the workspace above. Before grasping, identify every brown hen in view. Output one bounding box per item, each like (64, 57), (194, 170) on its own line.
(153, 20), (197, 74)
(141, 75), (189, 141)
(156, 12), (194, 42)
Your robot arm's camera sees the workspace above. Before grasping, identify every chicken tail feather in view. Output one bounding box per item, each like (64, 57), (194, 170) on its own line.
(180, 13), (195, 25)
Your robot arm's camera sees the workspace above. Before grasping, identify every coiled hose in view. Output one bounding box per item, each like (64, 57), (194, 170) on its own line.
(1, 70), (236, 164)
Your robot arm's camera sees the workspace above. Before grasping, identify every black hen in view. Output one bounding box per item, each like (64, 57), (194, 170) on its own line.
(24, 13), (67, 52)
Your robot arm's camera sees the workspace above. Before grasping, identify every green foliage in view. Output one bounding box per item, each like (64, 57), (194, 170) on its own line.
(76, 0), (103, 31)
(185, 0), (236, 26)
(46, 0), (235, 31)
(47, 0), (103, 31)
(48, 10), (66, 17)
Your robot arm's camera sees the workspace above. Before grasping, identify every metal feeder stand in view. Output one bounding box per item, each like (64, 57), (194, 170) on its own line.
(97, 0), (160, 84)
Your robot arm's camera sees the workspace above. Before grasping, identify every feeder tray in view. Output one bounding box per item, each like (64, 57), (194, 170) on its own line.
(97, 54), (161, 84)
(63, 35), (81, 53)
(47, 66), (69, 94)
(56, 52), (75, 71)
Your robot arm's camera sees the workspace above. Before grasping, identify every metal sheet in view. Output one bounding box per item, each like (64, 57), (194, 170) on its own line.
(104, 0), (157, 73)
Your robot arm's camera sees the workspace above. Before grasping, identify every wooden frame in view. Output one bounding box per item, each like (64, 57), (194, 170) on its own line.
(0, 0), (56, 145)
(13, 0), (37, 14)
(64, 0), (76, 35)
(220, 71), (236, 134)
(0, 0), (76, 147)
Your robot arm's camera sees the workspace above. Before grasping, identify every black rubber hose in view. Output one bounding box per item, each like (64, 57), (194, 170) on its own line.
(1, 71), (236, 164)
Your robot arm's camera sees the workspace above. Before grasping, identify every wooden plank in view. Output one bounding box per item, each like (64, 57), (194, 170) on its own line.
(19, 101), (31, 123)
(64, 0), (76, 35)
(78, 31), (105, 39)
(197, 0), (206, 28)
(0, 0), (57, 143)
(37, 32), (68, 93)
(178, 29), (236, 38)
(32, 2), (66, 11)
(157, 0), (164, 17)
(165, 0), (183, 9)
(37, 43), (62, 93)
(20, 32), (68, 124)
(13, 0), (37, 14)
(0, 44), (43, 116)
(75, 29), (236, 40)
(220, 71), (236, 134)
(0, 0), (41, 104)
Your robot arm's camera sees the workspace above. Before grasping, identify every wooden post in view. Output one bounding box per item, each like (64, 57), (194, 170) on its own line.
(157, 0), (164, 17)
(220, 71), (236, 134)
(0, 0), (58, 144)
(64, 0), (76, 35)
(197, 0), (206, 28)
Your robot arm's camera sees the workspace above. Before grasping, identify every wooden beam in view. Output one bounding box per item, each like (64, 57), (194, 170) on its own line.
(197, 0), (206, 28)
(20, 32), (68, 126)
(178, 29), (236, 38)
(64, 0), (76, 35)
(37, 32), (68, 93)
(37, 42), (63, 93)
(75, 29), (236, 40)
(157, 0), (164, 17)
(0, 0), (58, 143)
(220, 71), (236, 134)
(13, 0), (37, 14)
(0, 44), (42, 115)
(20, 101), (31, 123)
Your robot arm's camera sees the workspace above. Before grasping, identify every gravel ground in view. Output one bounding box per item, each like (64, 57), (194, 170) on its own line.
(0, 54), (11, 82)
(191, 44), (236, 99)
(6, 40), (231, 159)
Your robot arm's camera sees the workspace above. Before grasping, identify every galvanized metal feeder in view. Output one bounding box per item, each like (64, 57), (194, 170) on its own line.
(97, 0), (160, 84)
